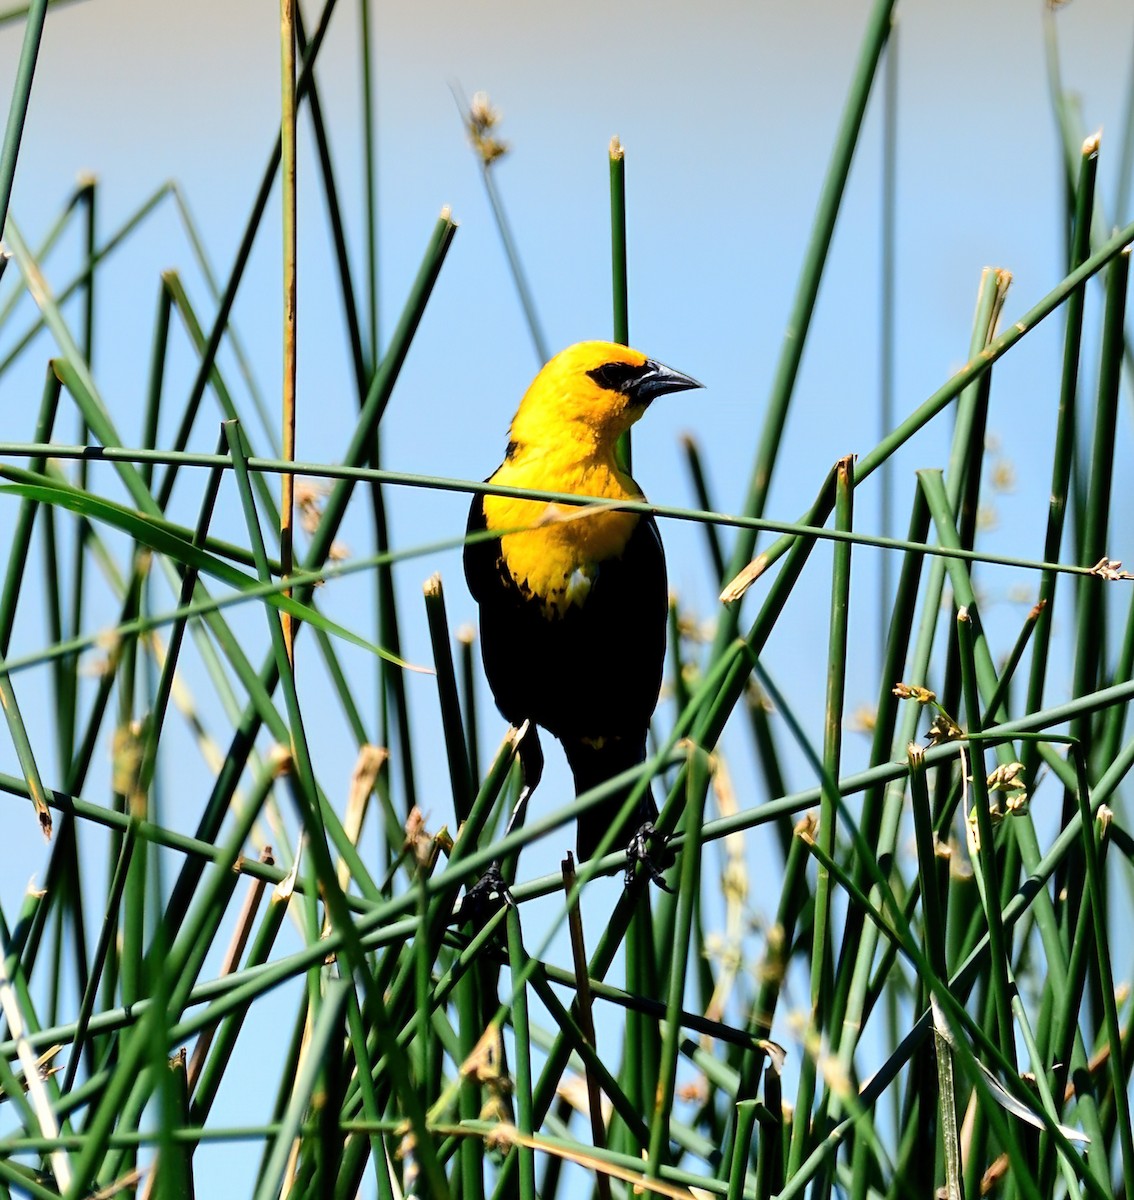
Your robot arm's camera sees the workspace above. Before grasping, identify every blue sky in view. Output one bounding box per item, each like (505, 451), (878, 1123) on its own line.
(2, 0), (1133, 1191)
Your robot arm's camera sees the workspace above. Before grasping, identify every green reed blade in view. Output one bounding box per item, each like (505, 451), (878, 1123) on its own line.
(747, 216), (1134, 590)
(252, 977), (350, 1200)
(956, 608), (1016, 1073)
(1022, 134), (1098, 783)
(610, 135), (632, 473)
(647, 746), (711, 1180)
(1072, 752), (1134, 1199)
(0, 0), (46, 235)
(715, 0), (896, 640)
(423, 574), (473, 822)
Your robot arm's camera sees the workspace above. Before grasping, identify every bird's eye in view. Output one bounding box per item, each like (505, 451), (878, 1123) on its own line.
(587, 361), (644, 394)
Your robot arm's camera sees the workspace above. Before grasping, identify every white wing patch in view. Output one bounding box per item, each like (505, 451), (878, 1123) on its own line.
(565, 566), (595, 607)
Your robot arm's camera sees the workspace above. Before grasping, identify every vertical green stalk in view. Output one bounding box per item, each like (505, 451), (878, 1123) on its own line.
(64, 180), (98, 797)
(1069, 246), (1129, 752)
(252, 978), (351, 1200)
(155, 1050), (193, 1200)
(140, 283), (173, 490)
(878, 25), (898, 626)
(1072, 752), (1134, 1200)
(189, 880), (293, 1123)
(79, 176), (95, 367)
(723, 822), (809, 1177)
(455, 920), (485, 1200)
(279, 0), (298, 660)
(610, 135), (631, 471)
(423, 574), (472, 822)
(756, 1062), (785, 1198)
(1062, 246), (1129, 920)
(919, 467), (1067, 993)
(506, 909), (536, 1200)
(824, 486), (930, 1053)
(560, 854), (610, 1199)
(458, 626), (481, 787)
(956, 609), (1016, 1075)
(342, 991), (388, 1200)
(930, 1012), (961, 1200)
(928, 268), (1008, 796)
(646, 746), (711, 1179)
(617, 891), (660, 1163)
(359, 0), (379, 360)
(609, 136), (629, 348)
(909, 744), (960, 1199)
(609, 133), (652, 1142)
(1012, 991), (1082, 1200)
(413, 873), (433, 1108)
(789, 456), (853, 1178)
(908, 746), (947, 981)
(727, 1100), (758, 1200)
(1021, 134), (1097, 788)
(1038, 865), (1104, 1182)
(60, 820), (138, 1095)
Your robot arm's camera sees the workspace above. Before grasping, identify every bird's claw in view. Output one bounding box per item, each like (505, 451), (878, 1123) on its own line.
(452, 863), (515, 927)
(623, 822), (675, 891)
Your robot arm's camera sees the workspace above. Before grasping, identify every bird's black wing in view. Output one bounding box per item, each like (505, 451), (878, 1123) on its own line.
(463, 488), (504, 607)
(561, 510), (667, 740)
(464, 487), (532, 728)
(465, 488), (666, 743)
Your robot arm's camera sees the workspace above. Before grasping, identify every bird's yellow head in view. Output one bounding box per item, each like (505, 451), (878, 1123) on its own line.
(508, 341), (701, 452)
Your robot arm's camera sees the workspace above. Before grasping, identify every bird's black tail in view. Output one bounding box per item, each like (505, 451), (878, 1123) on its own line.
(561, 734), (658, 861)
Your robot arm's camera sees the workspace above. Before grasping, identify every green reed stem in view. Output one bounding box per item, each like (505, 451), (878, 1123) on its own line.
(715, 0), (895, 640)
(610, 135), (631, 472)
(0, 0), (47, 234)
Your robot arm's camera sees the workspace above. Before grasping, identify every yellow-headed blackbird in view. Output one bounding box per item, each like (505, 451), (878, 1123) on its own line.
(464, 341), (701, 863)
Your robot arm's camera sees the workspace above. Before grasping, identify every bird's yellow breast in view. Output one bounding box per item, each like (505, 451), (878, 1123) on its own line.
(483, 455), (641, 619)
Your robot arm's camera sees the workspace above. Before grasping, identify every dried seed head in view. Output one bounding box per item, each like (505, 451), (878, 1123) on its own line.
(893, 682), (936, 705)
(467, 91), (509, 165)
(720, 555), (767, 603)
(927, 712), (963, 745)
(1089, 557), (1134, 582)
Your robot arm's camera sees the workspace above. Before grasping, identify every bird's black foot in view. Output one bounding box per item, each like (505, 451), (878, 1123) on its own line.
(452, 863), (515, 928)
(623, 822), (675, 891)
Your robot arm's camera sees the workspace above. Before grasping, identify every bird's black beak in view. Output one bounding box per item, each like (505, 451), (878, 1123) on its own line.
(631, 359), (704, 405)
